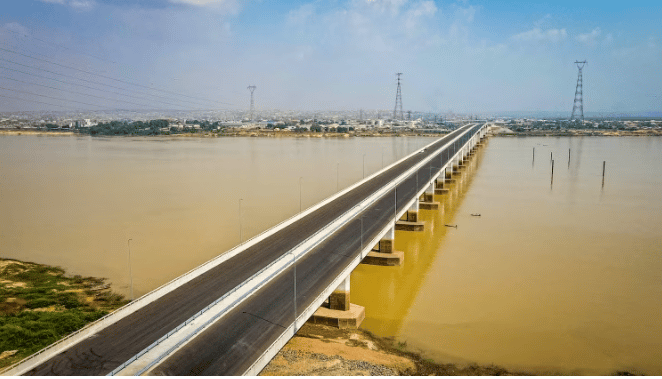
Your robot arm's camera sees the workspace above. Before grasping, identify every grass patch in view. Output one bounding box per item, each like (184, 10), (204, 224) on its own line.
(0, 258), (128, 370)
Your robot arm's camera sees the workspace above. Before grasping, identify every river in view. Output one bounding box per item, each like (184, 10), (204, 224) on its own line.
(352, 135), (662, 375)
(1, 133), (660, 375)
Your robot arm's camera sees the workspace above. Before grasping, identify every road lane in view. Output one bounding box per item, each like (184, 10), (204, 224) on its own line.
(24, 124), (480, 376)
(151, 124), (484, 375)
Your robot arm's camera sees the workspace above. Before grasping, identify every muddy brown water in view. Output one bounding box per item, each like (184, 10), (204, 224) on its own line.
(1, 134), (660, 375)
(0, 134), (432, 298)
(352, 136), (662, 375)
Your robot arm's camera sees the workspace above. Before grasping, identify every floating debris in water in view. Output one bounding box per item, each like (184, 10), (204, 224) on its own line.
(471, 213), (481, 217)
(444, 224), (458, 228)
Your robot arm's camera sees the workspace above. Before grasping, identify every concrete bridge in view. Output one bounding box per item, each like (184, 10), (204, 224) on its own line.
(2, 123), (488, 376)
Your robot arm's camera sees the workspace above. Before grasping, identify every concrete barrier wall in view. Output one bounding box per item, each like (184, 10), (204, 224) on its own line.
(4, 124), (483, 376)
(244, 123), (486, 376)
(131, 124), (483, 375)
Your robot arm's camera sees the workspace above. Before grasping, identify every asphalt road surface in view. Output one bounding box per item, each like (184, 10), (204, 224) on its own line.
(24, 123), (482, 376)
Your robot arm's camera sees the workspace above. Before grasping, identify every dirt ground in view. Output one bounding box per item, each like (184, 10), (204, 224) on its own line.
(261, 324), (528, 376)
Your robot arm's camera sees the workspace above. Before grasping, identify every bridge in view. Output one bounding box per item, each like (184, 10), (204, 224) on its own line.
(2, 123), (488, 376)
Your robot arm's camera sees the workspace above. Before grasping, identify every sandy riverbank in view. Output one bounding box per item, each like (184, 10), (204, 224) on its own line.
(261, 323), (530, 376)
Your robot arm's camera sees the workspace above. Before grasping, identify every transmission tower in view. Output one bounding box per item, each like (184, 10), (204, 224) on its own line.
(393, 73), (403, 120)
(571, 61), (587, 123)
(247, 85), (256, 121)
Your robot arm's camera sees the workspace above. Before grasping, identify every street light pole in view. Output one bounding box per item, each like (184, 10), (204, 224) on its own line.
(336, 163), (339, 192)
(239, 198), (243, 243)
(362, 154), (366, 179)
(299, 177), (303, 213)
(127, 238), (133, 301)
(290, 252), (297, 328)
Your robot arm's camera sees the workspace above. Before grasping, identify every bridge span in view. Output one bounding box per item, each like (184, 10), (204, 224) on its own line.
(3, 123), (488, 376)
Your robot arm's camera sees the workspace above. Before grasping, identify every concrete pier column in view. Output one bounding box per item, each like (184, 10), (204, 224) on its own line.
(395, 199), (425, 231)
(362, 225), (404, 266)
(406, 199), (419, 222)
(435, 175), (449, 194)
(329, 276), (350, 311)
(380, 225), (395, 254)
(420, 182), (440, 210)
(309, 274), (365, 329)
(422, 182), (434, 202)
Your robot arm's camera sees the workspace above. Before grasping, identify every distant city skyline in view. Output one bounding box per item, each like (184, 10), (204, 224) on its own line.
(0, 0), (660, 113)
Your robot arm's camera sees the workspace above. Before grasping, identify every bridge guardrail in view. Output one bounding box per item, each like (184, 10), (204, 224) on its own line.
(245, 123), (487, 375)
(111, 125), (481, 374)
(131, 123), (485, 375)
(4, 124), (484, 376)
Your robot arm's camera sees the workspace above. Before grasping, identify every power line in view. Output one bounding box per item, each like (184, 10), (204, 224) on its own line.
(0, 65), (209, 110)
(0, 46), (234, 106)
(0, 57), (220, 109)
(0, 92), (75, 109)
(0, 85), (106, 109)
(1, 26), (118, 64)
(0, 74), (177, 110)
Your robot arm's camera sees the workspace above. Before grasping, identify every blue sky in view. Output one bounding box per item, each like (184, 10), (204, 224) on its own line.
(0, 0), (660, 114)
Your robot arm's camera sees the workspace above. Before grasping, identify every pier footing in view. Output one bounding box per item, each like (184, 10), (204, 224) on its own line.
(362, 251), (404, 266)
(419, 201), (440, 210)
(395, 221), (424, 231)
(307, 303), (365, 329)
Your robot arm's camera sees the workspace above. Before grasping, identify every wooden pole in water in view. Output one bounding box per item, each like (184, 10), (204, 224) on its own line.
(602, 161), (606, 187)
(551, 160), (554, 185)
(550, 152), (553, 162)
(533, 147), (535, 162)
(568, 148), (571, 167)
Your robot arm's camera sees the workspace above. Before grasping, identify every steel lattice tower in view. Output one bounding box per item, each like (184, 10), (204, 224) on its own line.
(247, 85), (256, 121)
(571, 61), (586, 123)
(393, 73), (403, 120)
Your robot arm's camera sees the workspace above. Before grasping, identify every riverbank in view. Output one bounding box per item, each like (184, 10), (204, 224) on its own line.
(261, 323), (530, 376)
(491, 127), (662, 137)
(0, 128), (444, 138)
(0, 258), (127, 370)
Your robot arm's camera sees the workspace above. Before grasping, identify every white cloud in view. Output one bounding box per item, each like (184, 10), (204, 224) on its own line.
(603, 33), (613, 45)
(2, 22), (30, 36)
(576, 27), (601, 46)
(404, 1), (437, 34)
(38, 0), (95, 10)
(287, 3), (316, 26)
(512, 27), (567, 43)
(168, 0), (242, 14)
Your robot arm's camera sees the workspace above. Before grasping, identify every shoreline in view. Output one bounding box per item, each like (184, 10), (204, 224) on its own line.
(262, 323), (532, 376)
(2, 127), (662, 138)
(0, 258), (127, 370)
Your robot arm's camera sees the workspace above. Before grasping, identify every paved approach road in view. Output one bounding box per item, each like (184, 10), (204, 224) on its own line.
(25, 123), (481, 376)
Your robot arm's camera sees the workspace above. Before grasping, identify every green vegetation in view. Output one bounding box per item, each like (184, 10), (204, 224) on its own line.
(0, 259), (128, 370)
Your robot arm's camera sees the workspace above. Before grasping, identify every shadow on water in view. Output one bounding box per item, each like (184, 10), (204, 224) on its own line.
(351, 140), (489, 338)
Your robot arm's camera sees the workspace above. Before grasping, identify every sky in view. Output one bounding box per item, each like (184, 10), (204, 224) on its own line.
(0, 0), (660, 114)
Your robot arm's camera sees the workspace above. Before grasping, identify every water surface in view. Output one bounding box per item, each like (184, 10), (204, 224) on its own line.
(352, 136), (662, 375)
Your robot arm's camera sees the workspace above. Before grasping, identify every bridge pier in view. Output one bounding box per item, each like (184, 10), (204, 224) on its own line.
(396, 199), (424, 231)
(435, 175), (449, 194)
(308, 275), (365, 329)
(419, 182), (439, 210)
(362, 225), (404, 266)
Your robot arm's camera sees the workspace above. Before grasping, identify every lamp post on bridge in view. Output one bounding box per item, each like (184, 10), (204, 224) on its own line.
(239, 198), (243, 243)
(127, 238), (133, 301)
(362, 154), (366, 179)
(299, 177), (303, 213)
(290, 251), (297, 329)
(336, 163), (339, 192)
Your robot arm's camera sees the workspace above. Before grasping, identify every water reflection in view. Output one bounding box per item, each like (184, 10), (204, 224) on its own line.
(353, 136), (662, 375)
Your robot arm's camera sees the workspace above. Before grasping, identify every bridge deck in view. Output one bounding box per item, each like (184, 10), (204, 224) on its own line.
(23, 124), (482, 376)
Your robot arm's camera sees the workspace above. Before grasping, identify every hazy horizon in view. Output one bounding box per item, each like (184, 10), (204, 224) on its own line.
(1, 1), (660, 114)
